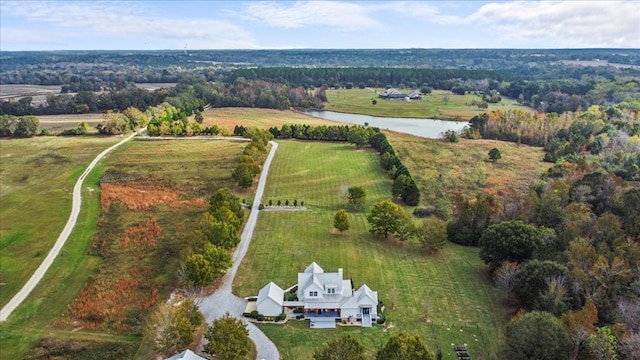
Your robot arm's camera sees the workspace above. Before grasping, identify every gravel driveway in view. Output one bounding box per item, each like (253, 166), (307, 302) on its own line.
(198, 141), (280, 360)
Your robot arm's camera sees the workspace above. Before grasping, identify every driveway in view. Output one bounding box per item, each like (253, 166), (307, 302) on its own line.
(198, 141), (280, 360)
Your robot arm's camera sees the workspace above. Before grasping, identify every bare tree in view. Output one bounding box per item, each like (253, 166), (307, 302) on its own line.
(494, 261), (519, 304)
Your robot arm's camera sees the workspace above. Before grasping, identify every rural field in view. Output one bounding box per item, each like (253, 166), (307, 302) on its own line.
(201, 107), (345, 131)
(385, 132), (550, 206)
(1, 107), (551, 359)
(36, 113), (106, 134)
(0, 136), (120, 307)
(233, 140), (511, 359)
(325, 88), (529, 120)
(0, 137), (246, 358)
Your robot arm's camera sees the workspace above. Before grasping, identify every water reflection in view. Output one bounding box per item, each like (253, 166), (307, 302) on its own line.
(304, 110), (468, 139)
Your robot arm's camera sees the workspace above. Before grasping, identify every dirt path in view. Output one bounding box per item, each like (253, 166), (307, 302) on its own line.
(197, 141), (280, 360)
(0, 129), (145, 323)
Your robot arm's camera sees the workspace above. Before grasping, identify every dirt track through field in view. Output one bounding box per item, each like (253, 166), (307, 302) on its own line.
(0, 129), (145, 323)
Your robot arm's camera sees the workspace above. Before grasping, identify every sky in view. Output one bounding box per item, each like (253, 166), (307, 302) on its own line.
(1, 1), (639, 51)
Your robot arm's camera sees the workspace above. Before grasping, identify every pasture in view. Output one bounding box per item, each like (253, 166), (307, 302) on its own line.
(385, 132), (550, 206)
(0, 136), (119, 307)
(36, 113), (106, 134)
(325, 88), (529, 120)
(0, 137), (246, 358)
(233, 140), (505, 359)
(201, 107), (345, 132)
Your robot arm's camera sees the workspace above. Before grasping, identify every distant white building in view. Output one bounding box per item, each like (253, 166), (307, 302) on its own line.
(256, 262), (379, 328)
(165, 349), (206, 360)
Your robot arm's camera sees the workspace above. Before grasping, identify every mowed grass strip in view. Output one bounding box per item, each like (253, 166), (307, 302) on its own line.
(325, 88), (530, 120)
(0, 136), (120, 307)
(233, 140), (504, 359)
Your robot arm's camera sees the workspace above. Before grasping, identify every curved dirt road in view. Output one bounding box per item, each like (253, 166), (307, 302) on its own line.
(198, 141), (280, 360)
(0, 130), (144, 323)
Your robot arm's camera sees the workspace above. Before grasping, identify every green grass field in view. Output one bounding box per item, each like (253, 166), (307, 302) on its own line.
(0, 136), (120, 307)
(233, 140), (505, 359)
(325, 88), (530, 120)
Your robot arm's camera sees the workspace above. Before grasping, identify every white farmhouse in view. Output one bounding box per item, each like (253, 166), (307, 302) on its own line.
(256, 262), (379, 328)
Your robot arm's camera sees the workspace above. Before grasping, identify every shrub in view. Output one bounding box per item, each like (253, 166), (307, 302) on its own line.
(256, 314), (265, 321)
(377, 314), (386, 324)
(250, 310), (259, 319)
(414, 206), (436, 217)
(278, 313), (286, 321)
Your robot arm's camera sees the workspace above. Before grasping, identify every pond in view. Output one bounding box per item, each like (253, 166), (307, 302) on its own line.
(304, 110), (469, 139)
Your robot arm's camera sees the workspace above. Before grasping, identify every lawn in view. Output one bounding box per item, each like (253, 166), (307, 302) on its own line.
(325, 88), (531, 120)
(0, 136), (120, 307)
(233, 140), (505, 359)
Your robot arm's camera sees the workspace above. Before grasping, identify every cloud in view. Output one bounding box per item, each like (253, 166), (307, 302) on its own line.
(0, 1), (257, 49)
(467, 1), (640, 48)
(242, 1), (380, 30)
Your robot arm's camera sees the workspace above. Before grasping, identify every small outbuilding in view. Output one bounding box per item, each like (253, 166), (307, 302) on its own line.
(257, 281), (284, 316)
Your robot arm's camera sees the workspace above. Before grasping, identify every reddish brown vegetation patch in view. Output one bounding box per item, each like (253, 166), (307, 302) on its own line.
(69, 216), (162, 331)
(100, 183), (206, 212)
(120, 217), (161, 248)
(68, 268), (159, 331)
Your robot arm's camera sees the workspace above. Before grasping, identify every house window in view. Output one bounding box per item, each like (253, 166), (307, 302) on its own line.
(309, 291), (317, 297)
(327, 288), (335, 294)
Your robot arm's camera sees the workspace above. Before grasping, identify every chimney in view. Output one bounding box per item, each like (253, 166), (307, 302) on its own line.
(338, 268), (343, 280)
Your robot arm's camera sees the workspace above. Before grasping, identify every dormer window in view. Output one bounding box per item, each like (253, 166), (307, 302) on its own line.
(327, 288), (336, 294)
(309, 291), (318, 297)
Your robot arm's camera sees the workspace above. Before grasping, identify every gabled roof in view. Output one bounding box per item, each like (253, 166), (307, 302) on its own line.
(305, 262), (324, 274)
(299, 273), (324, 293)
(258, 281), (284, 306)
(355, 284), (378, 306)
(165, 349), (206, 360)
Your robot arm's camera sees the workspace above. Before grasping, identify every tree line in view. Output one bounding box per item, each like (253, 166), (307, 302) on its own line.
(466, 104), (640, 181)
(441, 161), (639, 358)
